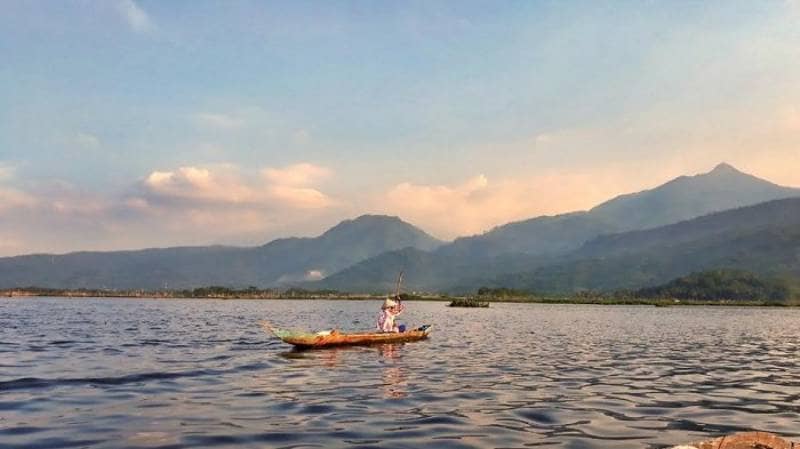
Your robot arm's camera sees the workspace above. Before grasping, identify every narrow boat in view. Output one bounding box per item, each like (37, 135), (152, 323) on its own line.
(262, 322), (432, 349)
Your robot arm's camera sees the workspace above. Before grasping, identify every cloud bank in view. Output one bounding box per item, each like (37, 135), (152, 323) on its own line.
(379, 173), (614, 239)
(0, 162), (339, 256)
(1, 156), (799, 256)
(139, 163), (334, 210)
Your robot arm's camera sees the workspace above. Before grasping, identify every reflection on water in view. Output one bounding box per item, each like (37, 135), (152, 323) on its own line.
(1, 298), (799, 449)
(378, 344), (407, 399)
(280, 343), (408, 399)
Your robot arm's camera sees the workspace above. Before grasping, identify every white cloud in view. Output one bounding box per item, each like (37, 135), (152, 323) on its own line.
(387, 175), (488, 214)
(380, 168), (654, 239)
(267, 185), (332, 209)
(261, 163), (331, 187)
(128, 163), (337, 246)
(2, 156), (794, 256)
(74, 132), (100, 149)
(140, 162), (334, 209)
(0, 162), (341, 255)
(191, 113), (245, 130)
(116, 0), (154, 33)
(382, 175), (503, 238)
(142, 165), (253, 204)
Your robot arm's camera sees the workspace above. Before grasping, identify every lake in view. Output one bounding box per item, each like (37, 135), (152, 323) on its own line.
(1, 298), (799, 448)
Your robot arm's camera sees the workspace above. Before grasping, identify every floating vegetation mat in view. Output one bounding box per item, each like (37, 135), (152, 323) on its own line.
(448, 298), (490, 308)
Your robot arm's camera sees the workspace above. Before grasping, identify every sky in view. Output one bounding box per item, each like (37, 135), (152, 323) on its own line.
(1, 0), (799, 256)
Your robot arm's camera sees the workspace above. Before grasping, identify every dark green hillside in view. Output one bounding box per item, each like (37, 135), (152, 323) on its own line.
(438, 212), (616, 259)
(633, 270), (796, 303)
(317, 247), (547, 292)
(485, 198), (800, 293)
(317, 248), (549, 292)
(316, 247), (438, 293)
(578, 197), (800, 259)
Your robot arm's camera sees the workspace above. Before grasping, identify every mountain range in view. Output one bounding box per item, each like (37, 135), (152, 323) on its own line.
(1, 163), (798, 292)
(0, 215), (441, 289)
(484, 197), (800, 293)
(319, 163), (800, 292)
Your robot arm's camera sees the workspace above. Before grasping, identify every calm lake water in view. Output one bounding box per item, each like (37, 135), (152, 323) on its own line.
(1, 298), (799, 449)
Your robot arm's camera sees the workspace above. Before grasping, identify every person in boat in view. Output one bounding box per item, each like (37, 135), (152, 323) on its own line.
(377, 296), (405, 333)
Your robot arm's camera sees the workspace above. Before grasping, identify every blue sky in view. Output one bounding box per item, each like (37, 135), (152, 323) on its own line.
(1, 1), (799, 255)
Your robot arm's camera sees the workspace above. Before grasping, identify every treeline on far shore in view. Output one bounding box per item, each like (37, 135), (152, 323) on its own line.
(474, 269), (800, 305)
(3, 270), (798, 306)
(0, 287), (452, 301)
(1, 286), (364, 299)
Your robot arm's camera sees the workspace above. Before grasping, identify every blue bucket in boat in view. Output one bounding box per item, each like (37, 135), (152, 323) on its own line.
(398, 324), (406, 333)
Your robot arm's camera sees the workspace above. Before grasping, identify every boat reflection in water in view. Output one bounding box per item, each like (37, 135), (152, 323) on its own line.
(378, 344), (407, 399)
(277, 342), (410, 399)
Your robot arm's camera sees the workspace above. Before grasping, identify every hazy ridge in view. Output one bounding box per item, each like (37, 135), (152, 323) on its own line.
(1, 164), (798, 293)
(319, 164), (800, 292)
(0, 215), (441, 289)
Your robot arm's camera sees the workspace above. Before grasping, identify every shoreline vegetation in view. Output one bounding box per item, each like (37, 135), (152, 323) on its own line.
(449, 298), (490, 308)
(3, 270), (799, 307)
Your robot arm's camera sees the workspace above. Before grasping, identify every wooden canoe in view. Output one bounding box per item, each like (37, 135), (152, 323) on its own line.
(262, 322), (432, 348)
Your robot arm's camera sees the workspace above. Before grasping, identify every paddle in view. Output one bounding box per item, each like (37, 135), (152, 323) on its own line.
(394, 270), (404, 304)
(393, 270), (407, 332)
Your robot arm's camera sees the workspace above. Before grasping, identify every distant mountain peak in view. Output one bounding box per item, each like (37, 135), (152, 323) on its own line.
(588, 162), (800, 232)
(322, 214), (411, 235)
(319, 214), (442, 245)
(708, 162), (741, 175)
(350, 214), (403, 223)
